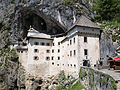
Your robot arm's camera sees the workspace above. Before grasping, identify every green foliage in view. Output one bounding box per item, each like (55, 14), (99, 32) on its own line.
(11, 0), (15, 4)
(93, 0), (120, 23)
(0, 63), (3, 67)
(1, 24), (11, 31)
(56, 85), (64, 90)
(79, 68), (87, 80)
(0, 47), (18, 62)
(67, 80), (86, 90)
(64, 0), (75, 6)
(110, 78), (117, 89)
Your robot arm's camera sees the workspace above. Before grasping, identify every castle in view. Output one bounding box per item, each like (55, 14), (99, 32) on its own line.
(16, 15), (101, 78)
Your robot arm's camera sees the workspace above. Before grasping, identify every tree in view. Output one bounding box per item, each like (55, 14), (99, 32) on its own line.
(93, 0), (120, 22)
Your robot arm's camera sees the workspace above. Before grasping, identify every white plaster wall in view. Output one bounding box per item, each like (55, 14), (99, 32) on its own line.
(79, 35), (100, 66)
(17, 50), (28, 69)
(61, 35), (79, 76)
(27, 38), (52, 77)
(50, 37), (65, 76)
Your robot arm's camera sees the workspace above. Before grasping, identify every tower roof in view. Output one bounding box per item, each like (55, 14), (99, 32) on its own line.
(67, 15), (100, 32)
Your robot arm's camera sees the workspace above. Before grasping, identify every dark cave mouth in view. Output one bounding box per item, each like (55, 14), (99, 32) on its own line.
(18, 8), (65, 38)
(19, 12), (47, 38)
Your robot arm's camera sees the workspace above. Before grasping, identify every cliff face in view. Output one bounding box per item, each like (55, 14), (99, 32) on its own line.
(0, 0), (94, 40)
(0, 0), (119, 89)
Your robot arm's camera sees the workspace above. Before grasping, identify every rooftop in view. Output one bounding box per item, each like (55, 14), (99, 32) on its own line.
(67, 15), (100, 32)
(27, 26), (53, 40)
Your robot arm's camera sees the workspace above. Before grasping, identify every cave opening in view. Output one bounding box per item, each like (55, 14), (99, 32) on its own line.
(24, 13), (47, 31)
(20, 12), (47, 38)
(18, 9), (65, 39)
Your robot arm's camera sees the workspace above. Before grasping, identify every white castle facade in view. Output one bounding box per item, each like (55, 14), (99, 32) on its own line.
(16, 15), (101, 78)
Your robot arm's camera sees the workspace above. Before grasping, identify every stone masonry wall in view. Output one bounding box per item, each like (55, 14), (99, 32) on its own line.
(79, 67), (117, 90)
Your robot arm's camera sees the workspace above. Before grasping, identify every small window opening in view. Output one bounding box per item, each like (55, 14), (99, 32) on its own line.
(58, 57), (60, 60)
(52, 62), (54, 65)
(34, 49), (39, 53)
(46, 43), (50, 46)
(70, 51), (72, 56)
(84, 37), (87, 43)
(34, 56), (39, 60)
(84, 49), (88, 55)
(58, 49), (60, 53)
(51, 56), (54, 60)
(57, 64), (59, 66)
(52, 49), (54, 53)
(46, 50), (50, 53)
(70, 40), (72, 45)
(74, 50), (76, 55)
(34, 42), (39, 45)
(53, 43), (54, 46)
(41, 42), (45, 45)
(74, 38), (75, 43)
(58, 42), (60, 45)
(46, 57), (50, 60)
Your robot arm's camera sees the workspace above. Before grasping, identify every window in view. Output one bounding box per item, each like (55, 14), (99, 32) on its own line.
(21, 51), (23, 53)
(34, 56), (39, 60)
(52, 49), (54, 53)
(51, 56), (54, 60)
(58, 49), (60, 53)
(68, 64), (69, 66)
(84, 37), (87, 42)
(34, 49), (39, 53)
(46, 43), (50, 46)
(41, 42), (45, 45)
(58, 57), (60, 60)
(70, 40), (72, 45)
(71, 64), (72, 66)
(34, 42), (39, 45)
(52, 62), (54, 65)
(74, 50), (76, 56)
(58, 42), (60, 45)
(46, 50), (50, 53)
(46, 57), (50, 60)
(74, 64), (76, 67)
(84, 49), (88, 55)
(74, 38), (75, 43)
(57, 64), (59, 66)
(53, 43), (54, 46)
(70, 51), (72, 56)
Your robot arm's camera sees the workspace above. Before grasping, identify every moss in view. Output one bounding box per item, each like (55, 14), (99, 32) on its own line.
(0, 63), (3, 67)
(64, 0), (75, 6)
(110, 78), (117, 89)
(67, 80), (86, 90)
(79, 68), (87, 80)
(56, 85), (64, 90)
(1, 24), (11, 31)
(11, 0), (15, 4)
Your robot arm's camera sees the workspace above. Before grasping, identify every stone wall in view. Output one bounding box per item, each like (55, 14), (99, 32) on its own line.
(79, 67), (117, 90)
